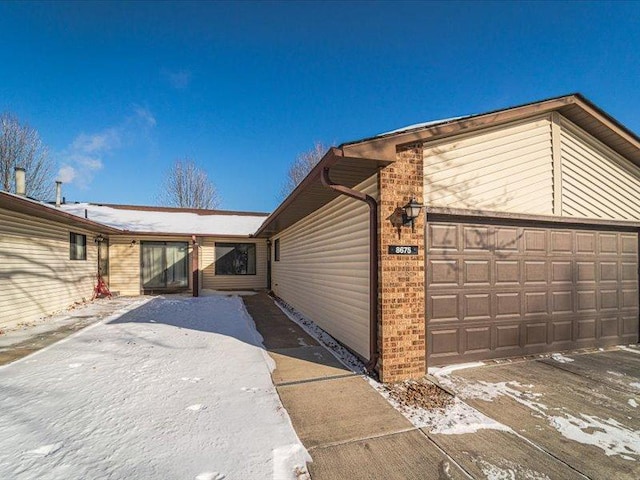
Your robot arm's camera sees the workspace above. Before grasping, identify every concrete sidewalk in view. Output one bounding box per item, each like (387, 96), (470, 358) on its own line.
(244, 293), (590, 480)
(243, 293), (468, 480)
(0, 296), (140, 366)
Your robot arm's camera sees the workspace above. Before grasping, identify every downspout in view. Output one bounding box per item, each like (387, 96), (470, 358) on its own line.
(266, 239), (272, 291)
(191, 235), (199, 297)
(320, 166), (379, 374)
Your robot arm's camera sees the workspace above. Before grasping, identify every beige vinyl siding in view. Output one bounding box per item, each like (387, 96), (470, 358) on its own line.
(423, 116), (554, 214)
(560, 117), (640, 220)
(201, 238), (267, 290)
(108, 235), (193, 296)
(271, 174), (377, 360)
(108, 237), (141, 296)
(0, 207), (98, 328)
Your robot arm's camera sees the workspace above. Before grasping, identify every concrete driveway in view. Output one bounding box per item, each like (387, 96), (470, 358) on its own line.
(432, 348), (640, 479)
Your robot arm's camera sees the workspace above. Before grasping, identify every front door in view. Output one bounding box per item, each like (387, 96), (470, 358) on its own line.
(141, 242), (189, 291)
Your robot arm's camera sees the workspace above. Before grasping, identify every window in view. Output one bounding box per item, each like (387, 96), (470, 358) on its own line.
(274, 238), (280, 262)
(215, 243), (256, 275)
(70, 232), (87, 260)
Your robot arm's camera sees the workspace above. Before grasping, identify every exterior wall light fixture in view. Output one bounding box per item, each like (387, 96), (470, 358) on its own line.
(402, 198), (424, 232)
(95, 235), (105, 243)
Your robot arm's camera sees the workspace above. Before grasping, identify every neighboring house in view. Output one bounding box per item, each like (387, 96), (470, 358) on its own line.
(0, 191), (268, 329)
(58, 203), (268, 296)
(0, 191), (117, 329)
(256, 93), (640, 382)
(2, 93), (639, 383)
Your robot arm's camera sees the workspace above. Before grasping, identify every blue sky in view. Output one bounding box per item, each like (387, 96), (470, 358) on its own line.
(1, 1), (638, 212)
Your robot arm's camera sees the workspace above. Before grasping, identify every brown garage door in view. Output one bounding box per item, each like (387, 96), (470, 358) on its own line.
(426, 216), (639, 366)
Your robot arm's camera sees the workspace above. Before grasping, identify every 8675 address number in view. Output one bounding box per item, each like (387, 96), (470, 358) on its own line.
(387, 245), (418, 255)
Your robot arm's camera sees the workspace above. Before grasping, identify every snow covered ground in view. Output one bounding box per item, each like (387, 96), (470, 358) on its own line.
(0, 294), (309, 480)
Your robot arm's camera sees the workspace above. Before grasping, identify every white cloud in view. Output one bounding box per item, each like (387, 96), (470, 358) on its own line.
(76, 156), (103, 170)
(70, 129), (120, 154)
(163, 69), (192, 89)
(134, 105), (157, 127)
(57, 165), (76, 184)
(57, 106), (156, 190)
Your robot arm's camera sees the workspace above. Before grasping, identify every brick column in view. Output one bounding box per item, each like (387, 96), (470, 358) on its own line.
(378, 144), (426, 383)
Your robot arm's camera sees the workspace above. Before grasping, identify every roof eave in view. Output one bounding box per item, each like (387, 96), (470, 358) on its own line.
(340, 93), (640, 165)
(0, 191), (122, 234)
(254, 147), (392, 237)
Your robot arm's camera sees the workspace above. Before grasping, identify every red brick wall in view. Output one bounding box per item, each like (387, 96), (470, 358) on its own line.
(378, 144), (426, 382)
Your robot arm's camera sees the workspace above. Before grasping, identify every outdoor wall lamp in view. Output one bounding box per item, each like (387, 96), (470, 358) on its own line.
(402, 197), (424, 232)
(94, 235), (105, 243)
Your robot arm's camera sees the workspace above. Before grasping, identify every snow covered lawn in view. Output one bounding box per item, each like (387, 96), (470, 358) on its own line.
(0, 294), (309, 480)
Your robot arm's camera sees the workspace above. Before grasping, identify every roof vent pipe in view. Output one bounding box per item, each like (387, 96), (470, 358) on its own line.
(15, 167), (26, 196)
(55, 181), (62, 207)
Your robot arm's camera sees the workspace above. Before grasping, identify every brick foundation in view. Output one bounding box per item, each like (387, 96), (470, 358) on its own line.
(378, 144), (426, 383)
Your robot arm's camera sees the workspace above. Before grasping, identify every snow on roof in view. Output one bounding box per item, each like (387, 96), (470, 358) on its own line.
(59, 203), (268, 236)
(376, 115), (469, 137)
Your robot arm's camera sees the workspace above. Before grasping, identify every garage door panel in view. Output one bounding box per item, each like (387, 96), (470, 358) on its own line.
(600, 289), (619, 310)
(599, 233), (618, 254)
(576, 290), (597, 312)
(577, 261), (596, 282)
(577, 319), (597, 340)
(495, 260), (520, 284)
(621, 234), (637, 254)
(463, 326), (491, 353)
(495, 227), (520, 252)
(429, 294), (459, 321)
(429, 328), (459, 357)
(427, 218), (639, 366)
(524, 229), (547, 253)
(429, 224), (459, 251)
(576, 232), (597, 254)
(551, 261), (572, 283)
(621, 262), (638, 281)
(623, 316), (639, 335)
(622, 289), (639, 308)
(495, 292), (521, 317)
(551, 231), (573, 254)
(524, 322), (548, 346)
(428, 259), (460, 286)
(463, 225), (492, 251)
(552, 291), (573, 313)
(524, 261), (547, 284)
(463, 293), (491, 320)
(463, 260), (491, 285)
(524, 291), (548, 315)
(496, 324), (520, 349)
(552, 320), (573, 342)
(600, 317), (620, 339)
(599, 262), (618, 282)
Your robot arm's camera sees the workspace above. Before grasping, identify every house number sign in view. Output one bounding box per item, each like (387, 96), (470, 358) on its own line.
(388, 245), (419, 255)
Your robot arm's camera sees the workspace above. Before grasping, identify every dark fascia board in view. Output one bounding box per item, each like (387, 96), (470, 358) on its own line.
(426, 206), (640, 230)
(254, 147), (392, 237)
(111, 231), (259, 239)
(254, 93), (640, 239)
(2, 192), (266, 238)
(0, 191), (121, 234)
(341, 93), (640, 164)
